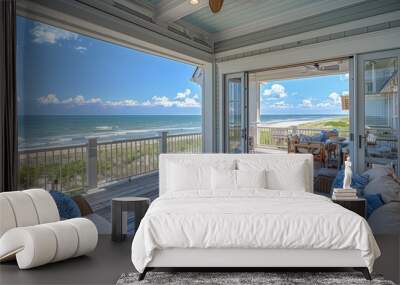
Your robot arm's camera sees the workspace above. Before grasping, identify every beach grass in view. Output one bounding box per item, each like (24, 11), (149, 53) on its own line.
(18, 135), (202, 194)
(258, 116), (350, 148)
(298, 116), (349, 132)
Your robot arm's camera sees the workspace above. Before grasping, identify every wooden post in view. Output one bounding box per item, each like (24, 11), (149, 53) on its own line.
(257, 124), (261, 146)
(86, 138), (97, 190)
(290, 125), (298, 135)
(159, 131), (168, 154)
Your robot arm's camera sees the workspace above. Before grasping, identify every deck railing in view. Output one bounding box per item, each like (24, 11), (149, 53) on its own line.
(18, 131), (202, 193)
(167, 132), (202, 153)
(18, 144), (87, 193)
(256, 126), (350, 148)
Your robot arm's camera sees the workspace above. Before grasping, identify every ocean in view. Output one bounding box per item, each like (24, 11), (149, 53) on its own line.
(18, 114), (344, 149)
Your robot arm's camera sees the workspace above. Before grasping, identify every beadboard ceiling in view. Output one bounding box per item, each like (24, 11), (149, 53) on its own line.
(28, 0), (400, 55)
(138, 0), (400, 51)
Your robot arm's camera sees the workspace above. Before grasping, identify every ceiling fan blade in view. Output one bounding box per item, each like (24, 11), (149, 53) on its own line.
(209, 0), (224, 13)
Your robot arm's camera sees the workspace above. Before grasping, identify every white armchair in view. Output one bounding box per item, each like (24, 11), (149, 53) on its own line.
(0, 189), (98, 269)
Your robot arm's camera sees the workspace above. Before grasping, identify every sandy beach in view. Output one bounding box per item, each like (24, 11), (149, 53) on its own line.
(260, 116), (348, 128)
(260, 119), (322, 128)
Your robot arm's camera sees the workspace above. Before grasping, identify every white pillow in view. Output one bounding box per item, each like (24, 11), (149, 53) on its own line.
(364, 175), (400, 203)
(363, 164), (393, 181)
(237, 169), (267, 189)
(167, 162), (211, 191)
(267, 164), (306, 191)
(211, 168), (237, 190)
(238, 158), (307, 191)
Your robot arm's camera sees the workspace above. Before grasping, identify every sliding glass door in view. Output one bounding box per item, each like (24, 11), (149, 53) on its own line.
(224, 73), (248, 153)
(357, 50), (400, 174)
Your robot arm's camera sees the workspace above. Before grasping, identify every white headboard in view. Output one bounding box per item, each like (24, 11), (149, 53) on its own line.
(159, 153), (314, 196)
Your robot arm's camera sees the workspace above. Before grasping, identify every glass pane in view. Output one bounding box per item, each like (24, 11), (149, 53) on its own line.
(363, 57), (399, 172)
(227, 78), (242, 153)
(17, 15), (203, 219)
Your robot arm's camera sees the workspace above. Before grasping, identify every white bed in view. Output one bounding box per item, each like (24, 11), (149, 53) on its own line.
(131, 154), (380, 280)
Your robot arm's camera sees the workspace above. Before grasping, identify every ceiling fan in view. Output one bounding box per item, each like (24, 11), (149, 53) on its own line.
(209, 0), (224, 13)
(190, 0), (224, 13)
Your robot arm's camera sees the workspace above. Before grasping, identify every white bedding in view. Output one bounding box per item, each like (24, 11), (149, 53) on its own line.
(131, 190), (380, 273)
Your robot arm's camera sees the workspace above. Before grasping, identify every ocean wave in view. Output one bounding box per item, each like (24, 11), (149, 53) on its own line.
(19, 126), (202, 149)
(55, 138), (73, 142)
(95, 126), (114, 131)
(84, 127), (201, 139)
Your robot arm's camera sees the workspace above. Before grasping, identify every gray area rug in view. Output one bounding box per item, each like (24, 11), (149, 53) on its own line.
(116, 272), (395, 285)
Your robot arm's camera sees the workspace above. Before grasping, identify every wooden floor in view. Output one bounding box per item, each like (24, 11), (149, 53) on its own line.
(1, 235), (398, 285)
(0, 235), (133, 285)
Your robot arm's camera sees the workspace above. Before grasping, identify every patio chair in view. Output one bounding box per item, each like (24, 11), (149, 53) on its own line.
(294, 142), (326, 167)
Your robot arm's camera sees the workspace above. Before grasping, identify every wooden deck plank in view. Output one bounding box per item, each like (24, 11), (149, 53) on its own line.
(85, 172), (159, 232)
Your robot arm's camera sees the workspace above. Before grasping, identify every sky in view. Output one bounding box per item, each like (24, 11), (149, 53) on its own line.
(16, 16), (349, 117)
(16, 16), (202, 116)
(260, 74), (349, 115)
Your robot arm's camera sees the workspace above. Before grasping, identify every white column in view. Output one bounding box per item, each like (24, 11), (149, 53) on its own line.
(202, 62), (215, 153)
(248, 74), (261, 148)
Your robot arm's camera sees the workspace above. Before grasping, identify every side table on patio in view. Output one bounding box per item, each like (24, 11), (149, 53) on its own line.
(112, 197), (150, 242)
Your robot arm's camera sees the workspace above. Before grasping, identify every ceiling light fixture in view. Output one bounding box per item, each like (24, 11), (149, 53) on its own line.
(190, 0), (199, 5)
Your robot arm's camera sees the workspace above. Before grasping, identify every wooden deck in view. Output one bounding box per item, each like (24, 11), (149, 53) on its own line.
(84, 172), (159, 233)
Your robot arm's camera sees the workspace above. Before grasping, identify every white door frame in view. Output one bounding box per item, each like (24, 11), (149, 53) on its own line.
(355, 49), (400, 173)
(349, 56), (356, 168)
(223, 72), (248, 153)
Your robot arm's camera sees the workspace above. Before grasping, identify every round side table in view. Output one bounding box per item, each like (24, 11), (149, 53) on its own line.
(111, 197), (150, 242)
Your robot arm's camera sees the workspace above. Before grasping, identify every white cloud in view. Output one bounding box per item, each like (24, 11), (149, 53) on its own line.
(86, 97), (103, 104)
(176, 97), (200, 108)
(175, 88), (191, 99)
(38, 94), (102, 106)
(149, 96), (176, 107)
(74, 46), (87, 53)
(328, 92), (341, 105)
(340, 73), (349, 81)
(37, 88), (201, 109)
(271, 101), (291, 109)
(104, 99), (138, 107)
(62, 95), (86, 105)
(315, 90), (348, 109)
(300, 99), (313, 108)
(145, 94), (200, 108)
(263, 84), (287, 98)
(38, 94), (60, 105)
(144, 88), (200, 108)
(316, 102), (332, 108)
(31, 23), (78, 44)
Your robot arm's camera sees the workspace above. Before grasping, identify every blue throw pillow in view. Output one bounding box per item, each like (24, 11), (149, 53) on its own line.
(320, 130), (328, 142)
(311, 135), (322, 142)
(299, 135), (311, 143)
(50, 191), (81, 219)
(365, 194), (384, 218)
(332, 170), (369, 196)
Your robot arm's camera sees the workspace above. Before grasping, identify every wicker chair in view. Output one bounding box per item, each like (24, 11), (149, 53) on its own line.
(294, 142), (326, 167)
